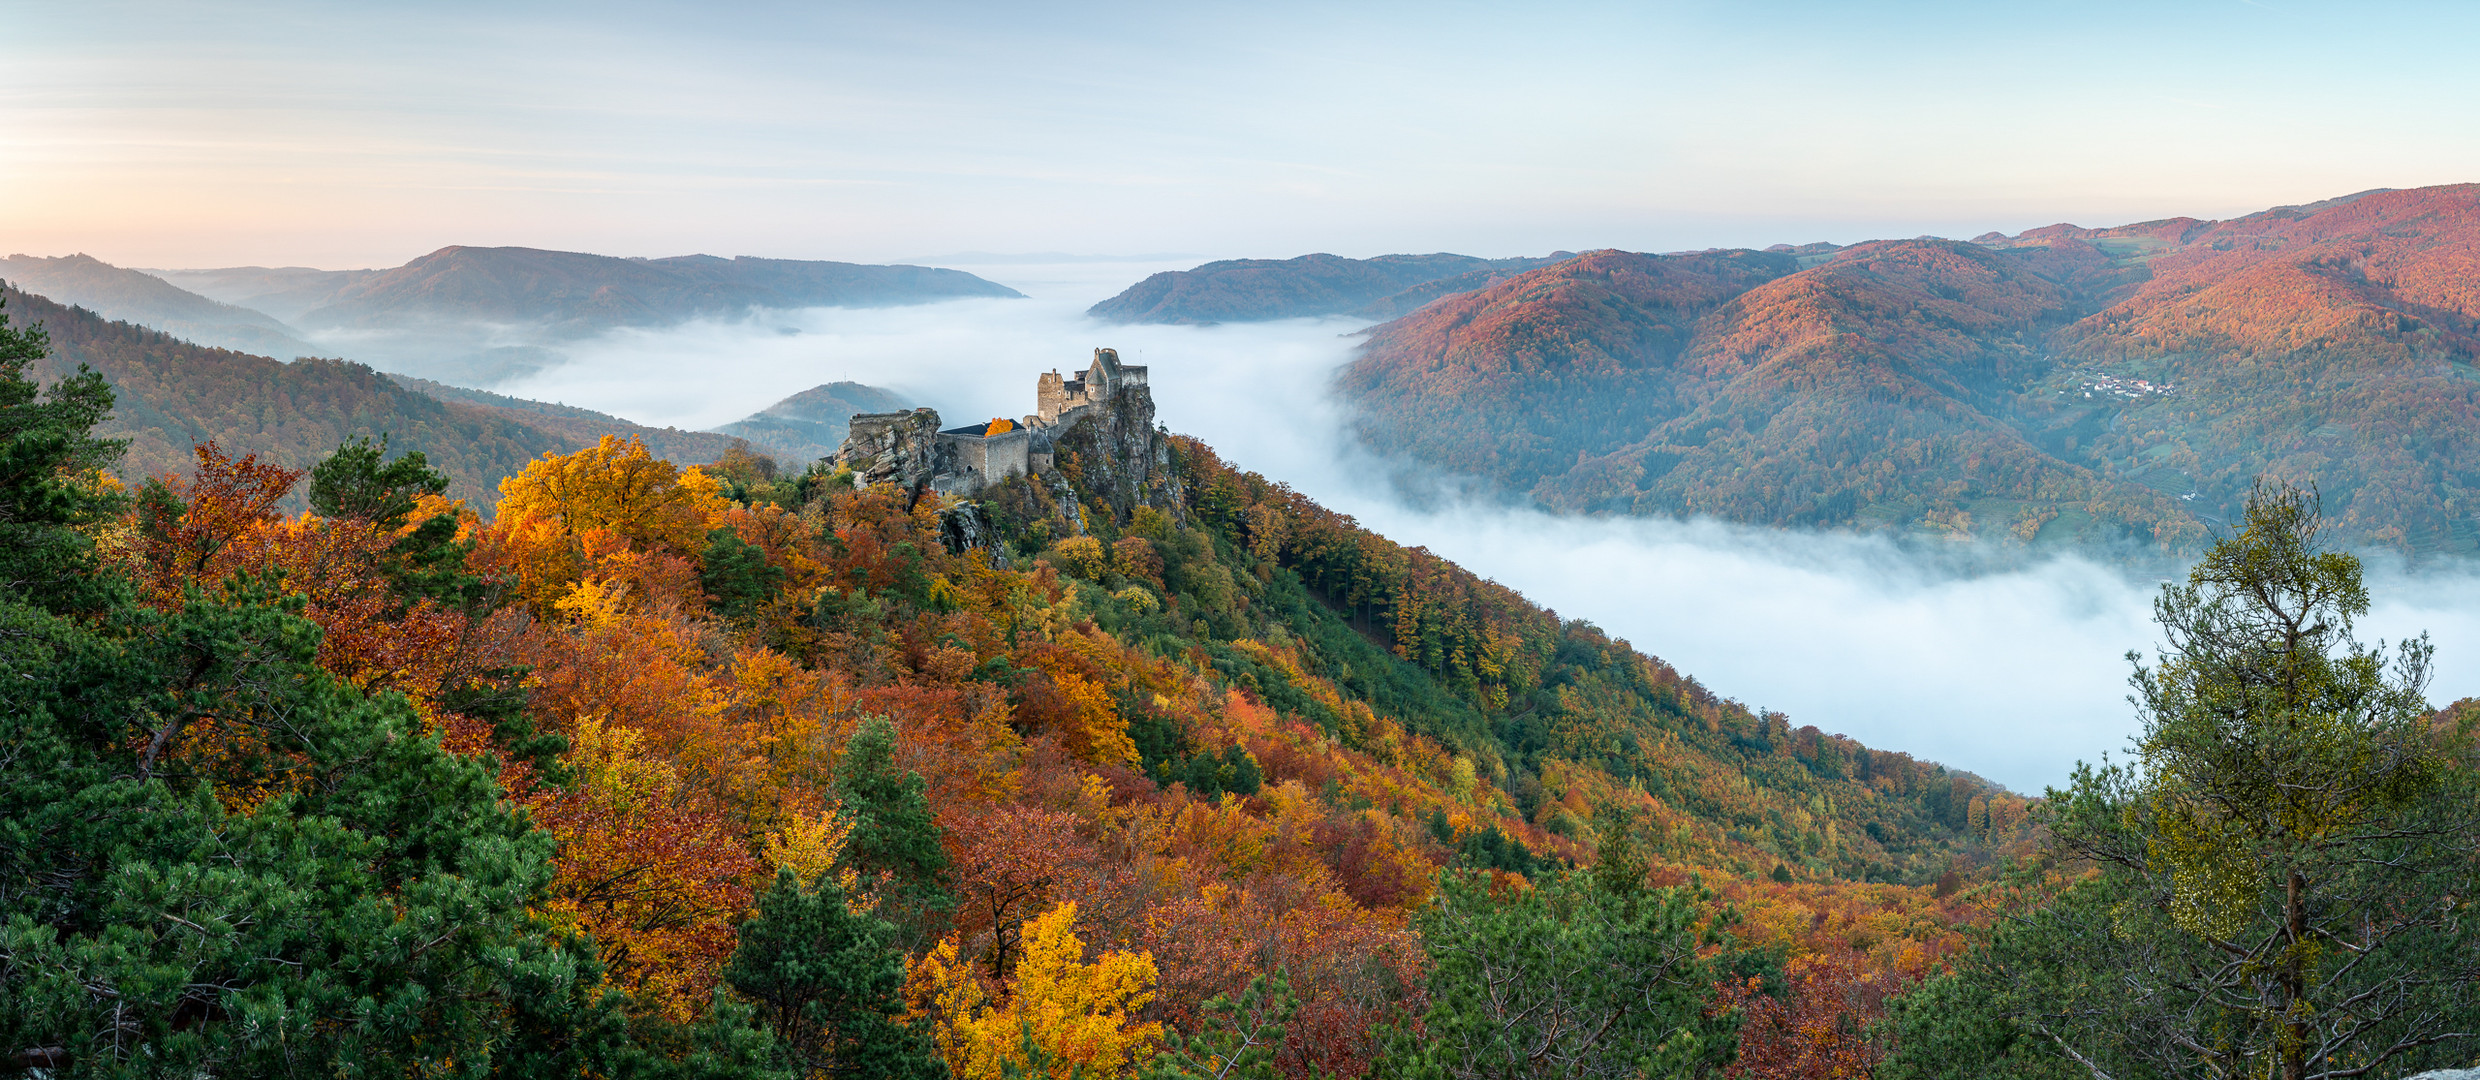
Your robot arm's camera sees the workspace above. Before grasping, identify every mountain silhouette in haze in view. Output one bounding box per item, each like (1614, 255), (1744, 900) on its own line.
(146, 265), (381, 324)
(81, 246), (1022, 386)
(295, 246), (1022, 336)
(2, 253), (325, 359)
(1089, 252), (1566, 324)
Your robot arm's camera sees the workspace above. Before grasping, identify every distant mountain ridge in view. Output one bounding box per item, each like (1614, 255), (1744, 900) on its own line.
(147, 265), (380, 324)
(299, 246), (1022, 334)
(2, 253), (324, 359)
(1343, 184), (2480, 556)
(1089, 252), (1567, 324)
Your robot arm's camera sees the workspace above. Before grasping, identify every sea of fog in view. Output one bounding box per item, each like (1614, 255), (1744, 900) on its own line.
(474, 260), (2480, 794)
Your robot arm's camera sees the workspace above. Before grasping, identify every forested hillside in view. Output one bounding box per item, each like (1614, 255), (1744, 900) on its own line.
(4, 284), (564, 503)
(1090, 253), (1562, 324)
(0, 284), (782, 504)
(2025, 187), (2480, 553)
(392, 372), (770, 467)
(1, 252), (323, 357)
(1166, 435), (2023, 885)
(1344, 184), (2480, 556)
(0, 305), (2026, 1072)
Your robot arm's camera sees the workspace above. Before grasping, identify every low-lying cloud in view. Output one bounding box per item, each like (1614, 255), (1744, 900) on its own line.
(491, 259), (2480, 794)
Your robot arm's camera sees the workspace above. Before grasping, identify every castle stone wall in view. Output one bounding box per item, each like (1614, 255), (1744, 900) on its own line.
(938, 425), (1032, 492)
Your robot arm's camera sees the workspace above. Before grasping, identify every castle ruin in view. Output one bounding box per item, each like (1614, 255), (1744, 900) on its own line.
(833, 347), (1150, 496)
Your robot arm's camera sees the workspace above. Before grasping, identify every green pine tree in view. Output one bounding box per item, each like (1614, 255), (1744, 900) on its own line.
(308, 432), (447, 527)
(0, 297), (128, 615)
(1147, 972), (1296, 1080)
(1877, 483), (2480, 1080)
(832, 716), (954, 945)
(725, 869), (946, 1080)
(705, 525), (786, 625)
(1590, 802), (1648, 902)
(1388, 871), (1738, 1080)
(310, 434), (490, 610)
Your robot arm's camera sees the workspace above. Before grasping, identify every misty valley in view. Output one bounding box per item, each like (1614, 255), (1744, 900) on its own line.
(5, 188), (2480, 1080)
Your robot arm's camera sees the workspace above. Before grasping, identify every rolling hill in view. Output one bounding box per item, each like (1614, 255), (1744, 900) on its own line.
(147, 264), (380, 323)
(0, 276), (933, 508)
(4, 283), (564, 505)
(383, 374), (777, 468)
(1, 281), (912, 509)
(1090, 252), (1564, 324)
(1342, 185), (2480, 556)
(2, 253), (324, 359)
(715, 380), (911, 464)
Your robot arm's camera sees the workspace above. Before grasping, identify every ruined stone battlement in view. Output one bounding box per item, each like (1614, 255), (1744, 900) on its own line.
(1035, 347), (1149, 427)
(831, 347), (1151, 496)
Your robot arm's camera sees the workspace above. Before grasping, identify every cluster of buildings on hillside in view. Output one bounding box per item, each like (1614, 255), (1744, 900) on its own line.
(2073, 374), (2174, 400)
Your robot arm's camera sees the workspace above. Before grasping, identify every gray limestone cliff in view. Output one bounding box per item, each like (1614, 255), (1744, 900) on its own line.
(833, 408), (954, 493)
(1047, 370), (1180, 523)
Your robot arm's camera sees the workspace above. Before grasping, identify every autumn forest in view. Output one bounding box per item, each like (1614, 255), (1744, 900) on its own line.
(1, 279), (2053, 1075)
(7, 193), (2480, 1078)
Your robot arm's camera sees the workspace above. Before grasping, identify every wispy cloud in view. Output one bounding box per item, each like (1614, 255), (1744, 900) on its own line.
(14, 1), (2480, 267)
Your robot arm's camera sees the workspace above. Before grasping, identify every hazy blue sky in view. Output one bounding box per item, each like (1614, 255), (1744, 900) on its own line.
(7, 0), (2479, 267)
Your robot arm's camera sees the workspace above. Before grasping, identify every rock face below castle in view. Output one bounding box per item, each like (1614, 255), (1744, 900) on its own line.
(834, 408), (955, 491)
(830, 347), (1159, 499)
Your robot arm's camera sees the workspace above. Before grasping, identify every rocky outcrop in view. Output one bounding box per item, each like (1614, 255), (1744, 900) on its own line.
(1049, 380), (1180, 523)
(938, 501), (1000, 554)
(834, 409), (953, 493)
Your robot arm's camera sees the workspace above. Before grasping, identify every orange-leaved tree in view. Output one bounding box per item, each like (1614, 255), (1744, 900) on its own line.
(122, 442), (487, 711)
(525, 713), (763, 1022)
(1715, 952), (1901, 1080)
(133, 441), (302, 590)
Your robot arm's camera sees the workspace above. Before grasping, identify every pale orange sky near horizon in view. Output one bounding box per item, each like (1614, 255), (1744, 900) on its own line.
(7, 0), (2478, 270)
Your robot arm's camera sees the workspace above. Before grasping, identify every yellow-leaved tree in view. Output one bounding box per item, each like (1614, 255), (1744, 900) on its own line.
(493, 435), (731, 613)
(916, 901), (1163, 1080)
(498, 434), (728, 551)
